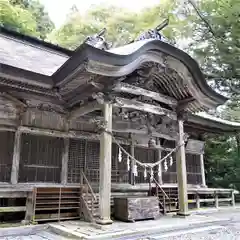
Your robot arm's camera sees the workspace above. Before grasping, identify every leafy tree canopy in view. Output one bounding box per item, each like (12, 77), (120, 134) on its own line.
(49, 0), (188, 49)
(0, 0), (54, 39)
(0, 0), (239, 192)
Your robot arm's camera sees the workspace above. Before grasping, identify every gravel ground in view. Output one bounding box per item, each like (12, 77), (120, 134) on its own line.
(1, 209), (240, 240)
(134, 210), (240, 240)
(0, 231), (65, 240)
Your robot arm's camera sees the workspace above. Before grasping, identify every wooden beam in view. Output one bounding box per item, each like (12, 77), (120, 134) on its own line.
(176, 119), (189, 216)
(112, 126), (177, 141)
(98, 103), (113, 224)
(0, 206), (26, 212)
(10, 130), (21, 184)
(61, 138), (69, 185)
(113, 83), (177, 106)
(200, 154), (206, 187)
(0, 92), (27, 108)
(69, 101), (101, 120)
(18, 126), (129, 144)
(177, 97), (196, 112)
(114, 97), (177, 120)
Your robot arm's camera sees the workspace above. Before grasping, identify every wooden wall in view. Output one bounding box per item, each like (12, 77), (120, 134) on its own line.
(0, 132), (203, 185)
(0, 131), (14, 182)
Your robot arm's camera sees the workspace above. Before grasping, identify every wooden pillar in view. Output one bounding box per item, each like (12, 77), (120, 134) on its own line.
(196, 193), (200, 209)
(11, 130), (21, 184)
(157, 149), (163, 185)
(61, 138), (69, 185)
(176, 119), (189, 216)
(215, 192), (219, 208)
(231, 190), (235, 207)
(200, 153), (206, 187)
(130, 140), (135, 185)
(98, 103), (113, 224)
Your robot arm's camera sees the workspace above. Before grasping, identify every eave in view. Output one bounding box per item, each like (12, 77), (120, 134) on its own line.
(187, 113), (240, 133)
(0, 30), (228, 113)
(52, 39), (227, 110)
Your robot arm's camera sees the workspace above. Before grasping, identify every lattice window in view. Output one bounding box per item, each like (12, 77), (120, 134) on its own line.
(85, 140), (100, 183)
(186, 153), (202, 185)
(161, 150), (177, 183)
(112, 143), (129, 183)
(19, 134), (63, 183)
(0, 131), (14, 182)
(68, 139), (86, 183)
(134, 147), (158, 183)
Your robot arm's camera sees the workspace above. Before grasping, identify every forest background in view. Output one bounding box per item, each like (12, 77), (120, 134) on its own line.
(1, 0), (240, 193)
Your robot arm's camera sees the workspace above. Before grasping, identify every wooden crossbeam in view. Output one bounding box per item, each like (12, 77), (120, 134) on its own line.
(0, 92), (27, 107)
(113, 83), (177, 106)
(112, 126), (177, 141)
(69, 101), (101, 120)
(114, 97), (177, 120)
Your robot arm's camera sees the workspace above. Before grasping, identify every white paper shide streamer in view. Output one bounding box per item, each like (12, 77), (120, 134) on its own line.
(150, 168), (154, 180)
(169, 156), (173, 166)
(118, 147), (122, 163)
(158, 163), (161, 176)
(144, 167), (147, 179)
(127, 155), (130, 171)
(164, 159), (168, 172)
(133, 164), (138, 176)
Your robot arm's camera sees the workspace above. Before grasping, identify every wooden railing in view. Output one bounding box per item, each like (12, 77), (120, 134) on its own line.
(149, 177), (173, 214)
(80, 170), (97, 222)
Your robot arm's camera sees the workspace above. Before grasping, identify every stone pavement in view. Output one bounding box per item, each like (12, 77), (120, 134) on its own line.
(0, 231), (65, 240)
(0, 225), (67, 240)
(49, 212), (230, 239)
(1, 206), (239, 240)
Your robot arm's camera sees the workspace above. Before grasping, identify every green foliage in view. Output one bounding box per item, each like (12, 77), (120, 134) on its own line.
(205, 135), (240, 190)
(0, 0), (239, 192)
(0, 0), (38, 36)
(0, 0), (54, 39)
(184, 0), (240, 192)
(185, 0), (240, 121)
(49, 1), (187, 49)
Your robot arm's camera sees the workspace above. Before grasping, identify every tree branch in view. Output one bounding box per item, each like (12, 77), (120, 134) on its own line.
(188, 0), (216, 37)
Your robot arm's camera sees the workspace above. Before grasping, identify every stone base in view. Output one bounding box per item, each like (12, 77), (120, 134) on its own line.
(96, 218), (113, 225)
(174, 212), (191, 218)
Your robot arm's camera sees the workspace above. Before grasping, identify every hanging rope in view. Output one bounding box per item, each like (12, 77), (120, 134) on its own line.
(105, 129), (183, 169)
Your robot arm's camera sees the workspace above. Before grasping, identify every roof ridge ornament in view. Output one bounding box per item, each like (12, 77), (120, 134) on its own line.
(135, 18), (174, 45)
(84, 28), (111, 50)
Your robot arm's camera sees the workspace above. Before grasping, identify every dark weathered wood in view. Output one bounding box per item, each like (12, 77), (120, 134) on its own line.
(130, 139), (135, 185)
(113, 127), (177, 141)
(61, 138), (69, 185)
(10, 130), (21, 184)
(69, 101), (101, 120)
(0, 206), (26, 212)
(113, 83), (177, 106)
(176, 119), (188, 216)
(25, 191), (34, 222)
(114, 196), (159, 221)
(114, 97), (177, 120)
(98, 103), (113, 224)
(0, 92), (27, 108)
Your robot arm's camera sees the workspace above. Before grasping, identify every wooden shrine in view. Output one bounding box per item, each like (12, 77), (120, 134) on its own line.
(0, 25), (239, 224)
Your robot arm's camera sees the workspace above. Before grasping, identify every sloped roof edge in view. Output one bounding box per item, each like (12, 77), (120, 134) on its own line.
(0, 28), (228, 108)
(189, 112), (240, 133)
(53, 39), (228, 107)
(0, 27), (73, 56)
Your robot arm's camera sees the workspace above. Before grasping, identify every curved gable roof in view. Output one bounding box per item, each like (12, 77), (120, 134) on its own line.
(0, 27), (228, 112)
